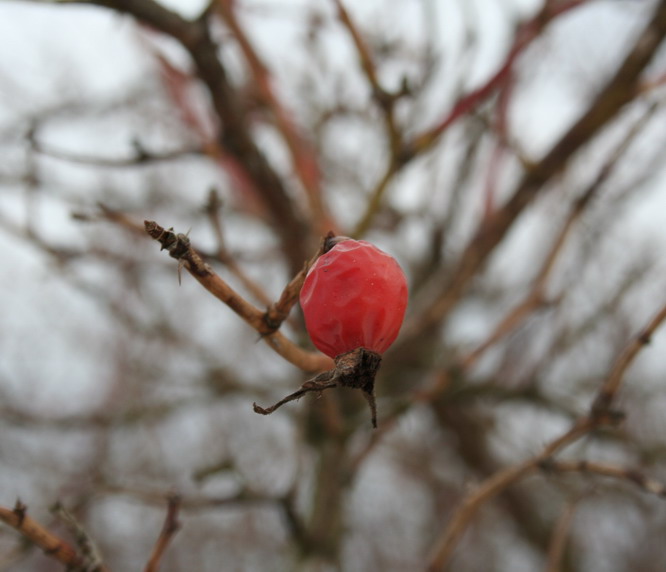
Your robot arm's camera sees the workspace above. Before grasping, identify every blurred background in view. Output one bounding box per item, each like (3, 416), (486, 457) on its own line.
(1, 0), (666, 570)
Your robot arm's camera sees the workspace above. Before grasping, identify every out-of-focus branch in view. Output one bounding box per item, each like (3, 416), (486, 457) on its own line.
(215, 0), (335, 236)
(0, 501), (85, 570)
(204, 189), (274, 308)
(427, 295), (666, 570)
(414, 0), (666, 335)
(545, 498), (580, 572)
(30, 132), (202, 167)
(408, 0), (590, 157)
(540, 459), (666, 498)
(426, 417), (595, 571)
(591, 300), (666, 416)
(144, 494), (181, 572)
(461, 101), (661, 370)
(145, 221), (332, 373)
(54, 0), (312, 273)
(330, 0), (412, 237)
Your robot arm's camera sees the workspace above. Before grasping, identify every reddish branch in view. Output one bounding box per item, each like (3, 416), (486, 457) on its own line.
(216, 0), (334, 236)
(460, 101), (660, 371)
(415, 0), (666, 336)
(351, 0), (589, 237)
(144, 494), (182, 572)
(64, 0), (312, 273)
(408, 0), (591, 156)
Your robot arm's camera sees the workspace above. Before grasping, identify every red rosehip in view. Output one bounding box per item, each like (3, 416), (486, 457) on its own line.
(300, 238), (408, 358)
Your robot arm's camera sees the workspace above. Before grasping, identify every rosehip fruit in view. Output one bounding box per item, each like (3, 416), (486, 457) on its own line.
(300, 239), (408, 358)
(253, 236), (408, 428)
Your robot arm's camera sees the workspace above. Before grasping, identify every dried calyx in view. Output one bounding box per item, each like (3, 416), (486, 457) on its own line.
(253, 347), (382, 427)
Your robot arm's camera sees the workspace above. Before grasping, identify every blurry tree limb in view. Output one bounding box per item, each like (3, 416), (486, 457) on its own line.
(460, 100), (661, 371)
(51, 0), (313, 273)
(415, 0), (666, 336)
(204, 189), (274, 308)
(0, 501), (87, 570)
(545, 498), (580, 572)
(540, 459), (666, 498)
(145, 221), (332, 372)
(144, 494), (181, 572)
(591, 300), (666, 416)
(408, 0), (591, 156)
(426, 417), (595, 571)
(30, 130), (203, 167)
(51, 502), (107, 571)
(215, 0), (334, 236)
(427, 295), (666, 570)
(352, 0), (591, 238)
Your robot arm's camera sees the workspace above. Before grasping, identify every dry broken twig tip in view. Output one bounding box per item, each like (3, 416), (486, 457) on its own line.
(144, 220), (332, 373)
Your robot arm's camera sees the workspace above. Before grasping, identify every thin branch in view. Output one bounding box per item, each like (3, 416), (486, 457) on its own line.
(144, 494), (182, 572)
(215, 0), (334, 235)
(264, 232), (328, 331)
(331, 0), (410, 237)
(591, 299), (666, 415)
(204, 189), (274, 307)
(461, 101), (661, 370)
(426, 417), (594, 571)
(0, 501), (84, 569)
(427, 294), (666, 569)
(145, 220), (332, 372)
(412, 0), (666, 336)
(545, 498), (580, 572)
(540, 459), (666, 498)
(51, 502), (107, 571)
(408, 0), (591, 156)
(31, 135), (202, 168)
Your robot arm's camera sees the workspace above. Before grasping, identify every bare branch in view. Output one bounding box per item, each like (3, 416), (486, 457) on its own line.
(144, 494), (182, 572)
(145, 220), (332, 372)
(414, 0), (666, 335)
(0, 501), (84, 569)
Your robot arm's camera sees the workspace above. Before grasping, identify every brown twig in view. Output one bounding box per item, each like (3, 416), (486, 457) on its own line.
(144, 494), (182, 572)
(331, 0), (409, 237)
(0, 500), (84, 569)
(204, 189), (274, 307)
(460, 101), (659, 371)
(427, 294), (666, 570)
(413, 0), (666, 336)
(31, 136), (202, 168)
(263, 232), (329, 331)
(145, 220), (332, 372)
(591, 300), (666, 416)
(51, 502), (107, 571)
(540, 459), (666, 498)
(215, 0), (334, 236)
(545, 498), (580, 572)
(426, 417), (594, 571)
